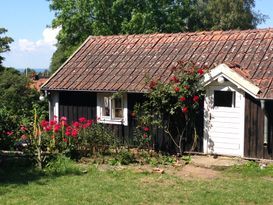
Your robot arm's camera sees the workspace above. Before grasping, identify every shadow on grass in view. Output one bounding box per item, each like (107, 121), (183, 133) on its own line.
(0, 157), (84, 185)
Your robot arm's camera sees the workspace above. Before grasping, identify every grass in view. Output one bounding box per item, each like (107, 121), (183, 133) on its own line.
(1, 159), (273, 205)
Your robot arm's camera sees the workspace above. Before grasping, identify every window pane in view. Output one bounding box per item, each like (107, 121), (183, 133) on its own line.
(114, 108), (123, 118)
(214, 91), (234, 107)
(102, 96), (110, 116)
(114, 98), (122, 108)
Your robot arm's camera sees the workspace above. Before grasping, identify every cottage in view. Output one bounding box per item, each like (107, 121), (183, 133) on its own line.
(41, 29), (273, 159)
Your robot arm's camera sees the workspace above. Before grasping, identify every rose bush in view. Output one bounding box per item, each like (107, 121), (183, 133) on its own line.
(135, 61), (206, 155)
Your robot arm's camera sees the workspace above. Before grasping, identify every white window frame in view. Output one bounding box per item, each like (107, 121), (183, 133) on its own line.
(97, 93), (128, 126)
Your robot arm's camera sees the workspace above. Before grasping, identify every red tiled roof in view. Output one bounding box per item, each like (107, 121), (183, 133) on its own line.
(42, 29), (273, 99)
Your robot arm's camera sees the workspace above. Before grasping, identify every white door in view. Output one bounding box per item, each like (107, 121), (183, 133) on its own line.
(204, 83), (245, 157)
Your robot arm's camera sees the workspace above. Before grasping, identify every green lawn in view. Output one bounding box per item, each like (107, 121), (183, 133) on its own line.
(1, 161), (273, 205)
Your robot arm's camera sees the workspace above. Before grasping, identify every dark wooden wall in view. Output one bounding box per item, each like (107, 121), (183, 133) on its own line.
(244, 93), (273, 159)
(59, 91), (96, 123)
(58, 91), (203, 154)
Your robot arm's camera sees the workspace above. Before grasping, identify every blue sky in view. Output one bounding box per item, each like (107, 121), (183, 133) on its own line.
(1, 0), (273, 69)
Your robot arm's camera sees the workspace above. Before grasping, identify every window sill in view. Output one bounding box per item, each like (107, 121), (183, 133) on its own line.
(98, 118), (127, 126)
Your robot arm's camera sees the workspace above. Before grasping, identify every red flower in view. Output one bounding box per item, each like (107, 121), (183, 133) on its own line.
(182, 107), (188, 113)
(143, 134), (147, 139)
(71, 129), (78, 137)
(63, 138), (68, 143)
(197, 69), (204, 75)
(143, 127), (149, 132)
(179, 96), (186, 102)
(174, 87), (180, 92)
(65, 131), (71, 137)
(40, 120), (48, 128)
(73, 121), (80, 128)
(49, 120), (57, 126)
(44, 126), (52, 132)
(193, 95), (199, 102)
(170, 76), (179, 83)
(184, 85), (189, 90)
(53, 124), (61, 133)
(79, 117), (86, 123)
(149, 80), (157, 89)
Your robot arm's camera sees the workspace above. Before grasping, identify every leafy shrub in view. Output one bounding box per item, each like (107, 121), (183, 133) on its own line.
(44, 154), (81, 176)
(109, 150), (136, 165)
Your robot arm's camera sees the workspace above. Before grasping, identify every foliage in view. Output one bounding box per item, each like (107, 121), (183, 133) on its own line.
(44, 154), (82, 176)
(109, 150), (136, 165)
(135, 61), (205, 155)
(48, 0), (265, 73)
(0, 27), (13, 68)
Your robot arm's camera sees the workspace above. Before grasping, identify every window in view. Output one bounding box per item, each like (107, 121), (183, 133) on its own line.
(97, 93), (128, 125)
(214, 91), (235, 107)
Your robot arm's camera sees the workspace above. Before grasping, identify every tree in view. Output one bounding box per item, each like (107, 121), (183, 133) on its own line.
(0, 28), (13, 69)
(48, 0), (265, 73)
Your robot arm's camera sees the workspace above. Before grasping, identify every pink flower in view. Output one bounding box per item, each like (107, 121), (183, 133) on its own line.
(65, 131), (71, 137)
(60, 116), (67, 122)
(6, 131), (13, 136)
(182, 107), (188, 113)
(79, 117), (86, 123)
(44, 126), (52, 132)
(143, 134), (147, 139)
(20, 126), (27, 131)
(21, 135), (27, 140)
(193, 95), (199, 102)
(63, 138), (68, 143)
(197, 69), (204, 75)
(179, 96), (186, 102)
(143, 127), (149, 132)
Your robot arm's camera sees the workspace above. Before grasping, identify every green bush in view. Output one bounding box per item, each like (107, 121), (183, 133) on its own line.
(109, 150), (136, 165)
(44, 154), (82, 176)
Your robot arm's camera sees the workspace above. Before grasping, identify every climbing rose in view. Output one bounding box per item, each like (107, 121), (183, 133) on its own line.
(79, 117), (86, 123)
(174, 87), (180, 92)
(193, 96), (199, 102)
(182, 107), (188, 113)
(170, 76), (179, 83)
(197, 69), (204, 75)
(149, 80), (157, 89)
(143, 127), (149, 132)
(179, 96), (186, 102)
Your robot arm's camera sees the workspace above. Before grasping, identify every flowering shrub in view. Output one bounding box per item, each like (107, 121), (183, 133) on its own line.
(135, 61), (205, 155)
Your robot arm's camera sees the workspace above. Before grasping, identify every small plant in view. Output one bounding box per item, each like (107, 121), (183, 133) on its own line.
(109, 150), (136, 165)
(44, 154), (81, 176)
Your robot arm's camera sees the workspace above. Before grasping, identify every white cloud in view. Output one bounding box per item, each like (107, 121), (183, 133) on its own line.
(3, 27), (61, 69)
(18, 27), (61, 52)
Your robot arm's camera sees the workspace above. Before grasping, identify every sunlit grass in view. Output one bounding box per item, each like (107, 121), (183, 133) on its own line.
(1, 160), (273, 205)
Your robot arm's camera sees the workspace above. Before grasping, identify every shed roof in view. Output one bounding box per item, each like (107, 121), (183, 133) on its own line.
(42, 29), (273, 99)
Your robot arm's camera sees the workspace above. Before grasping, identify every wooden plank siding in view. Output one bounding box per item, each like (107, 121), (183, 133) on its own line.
(244, 94), (273, 159)
(58, 91), (203, 154)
